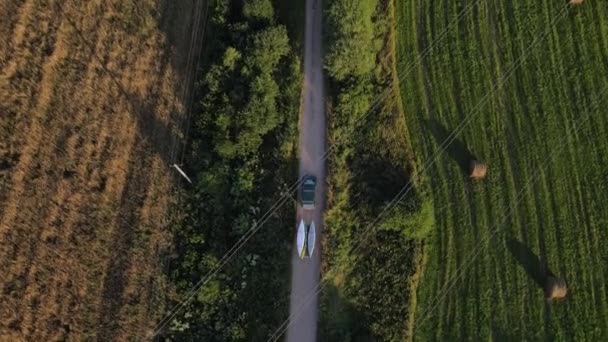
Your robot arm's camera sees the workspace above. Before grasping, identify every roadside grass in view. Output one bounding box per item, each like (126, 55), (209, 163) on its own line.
(395, 0), (608, 339)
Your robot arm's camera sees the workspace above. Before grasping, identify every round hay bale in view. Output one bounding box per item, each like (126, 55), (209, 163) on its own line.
(469, 160), (488, 180)
(545, 276), (567, 300)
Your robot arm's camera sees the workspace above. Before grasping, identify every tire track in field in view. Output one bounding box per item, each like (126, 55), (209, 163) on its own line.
(0, 0), (34, 72)
(0, 0), (27, 65)
(0, 7), (123, 336)
(415, 3), (457, 335)
(71, 21), (175, 341)
(0, 1), (67, 238)
(19, 50), (137, 342)
(566, 123), (608, 333)
(0, 28), (73, 294)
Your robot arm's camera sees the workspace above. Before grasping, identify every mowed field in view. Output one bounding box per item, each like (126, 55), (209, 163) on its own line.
(396, 0), (608, 340)
(0, 0), (205, 340)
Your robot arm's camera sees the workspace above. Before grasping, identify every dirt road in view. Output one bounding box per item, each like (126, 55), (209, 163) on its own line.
(286, 0), (325, 341)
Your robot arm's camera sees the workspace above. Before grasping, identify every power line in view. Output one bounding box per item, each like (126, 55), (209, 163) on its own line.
(267, 3), (572, 340)
(149, 177), (304, 336)
(169, 0), (210, 165)
(414, 83), (608, 330)
(150, 0), (485, 335)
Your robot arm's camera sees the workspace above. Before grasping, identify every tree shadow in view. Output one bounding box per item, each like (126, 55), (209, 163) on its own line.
(321, 284), (373, 342)
(505, 238), (549, 289)
(273, 0), (306, 49)
(424, 118), (476, 176)
(352, 156), (410, 206)
(98, 142), (152, 342)
(349, 152), (421, 222)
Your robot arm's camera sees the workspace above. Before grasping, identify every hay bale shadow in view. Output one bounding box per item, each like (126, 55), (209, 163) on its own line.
(505, 238), (549, 289)
(424, 119), (476, 176)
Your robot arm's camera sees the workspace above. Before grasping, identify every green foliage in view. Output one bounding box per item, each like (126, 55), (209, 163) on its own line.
(210, 0), (230, 25)
(196, 24), (291, 161)
(321, 285), (369, 342)
(222, 47), (241, 69)
(381, 198), (434, 240)
(321, 233), (422, 342)
(273, 0), (306, 49)
(243, 0), (274, 22)
(321, 0), (429, 340)
(246, 26), (289, 72)
(166, 0), (302, 340)
(325, 0), (378, 81)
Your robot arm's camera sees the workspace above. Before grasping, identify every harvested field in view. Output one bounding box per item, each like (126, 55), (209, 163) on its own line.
(396, 0), (608, 340)
(0, 0), (206, 340)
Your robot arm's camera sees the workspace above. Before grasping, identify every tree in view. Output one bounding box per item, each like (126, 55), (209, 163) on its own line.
(167, 1), (299, 339)
(243, 0), (274, 22)
(380, 199), (434, 240)
(246, 26), (290, 73)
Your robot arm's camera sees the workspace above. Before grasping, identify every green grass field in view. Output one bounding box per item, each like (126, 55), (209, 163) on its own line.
(395, 0), (608, 340)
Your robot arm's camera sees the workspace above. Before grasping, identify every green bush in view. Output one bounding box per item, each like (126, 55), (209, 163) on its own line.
(321, 0), (430, 340)
(381, 198), (434, 240)
(325, 0), (379, 81)
(243, 0), (274, 22)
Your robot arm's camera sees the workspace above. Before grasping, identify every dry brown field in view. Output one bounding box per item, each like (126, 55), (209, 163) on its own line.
(0, 0), (206, 340)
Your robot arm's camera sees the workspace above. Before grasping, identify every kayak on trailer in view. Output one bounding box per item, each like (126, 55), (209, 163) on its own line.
(296, 219), (316, 259)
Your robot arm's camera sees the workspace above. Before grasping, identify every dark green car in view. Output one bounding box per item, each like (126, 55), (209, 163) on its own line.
(300, 175), (316, 210)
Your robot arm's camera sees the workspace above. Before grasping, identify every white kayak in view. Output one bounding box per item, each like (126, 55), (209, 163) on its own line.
(296, 219), (316, 259)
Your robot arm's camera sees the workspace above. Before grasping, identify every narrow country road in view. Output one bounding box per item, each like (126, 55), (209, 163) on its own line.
(286, 0), (325, 341)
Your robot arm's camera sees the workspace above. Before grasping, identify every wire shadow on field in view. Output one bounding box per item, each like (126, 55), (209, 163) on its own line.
(424, 118), (476, 176)
(505, 238), (549, 289)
